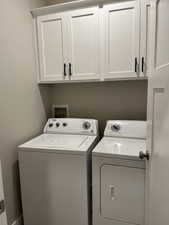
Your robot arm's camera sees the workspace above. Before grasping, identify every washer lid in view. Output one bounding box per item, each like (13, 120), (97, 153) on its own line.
(19, 134), (96, 153)
(93, 137), (146, 160)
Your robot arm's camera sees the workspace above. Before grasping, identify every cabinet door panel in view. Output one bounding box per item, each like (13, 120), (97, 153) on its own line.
(140, 0), (151, 77)
(68, 7), (100, 80)
(102, 1), (140, 79)
(150, 0), (169, 71)
(37, 14), (67, 82)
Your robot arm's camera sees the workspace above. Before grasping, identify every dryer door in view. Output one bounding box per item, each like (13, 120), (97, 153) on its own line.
(101, 165), (145, 225)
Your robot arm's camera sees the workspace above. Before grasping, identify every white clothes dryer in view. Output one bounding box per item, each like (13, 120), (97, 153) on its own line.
(92, 120), (147, 225)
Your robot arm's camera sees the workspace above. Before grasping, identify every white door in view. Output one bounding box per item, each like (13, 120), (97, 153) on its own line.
(147, 0), (169, 225)
(37, 13), (68, 82)
(0, 162), (7, 225)
(140, 0), (152, 77)
(67, 7), (100, 81)
(102, 1), (140, 79)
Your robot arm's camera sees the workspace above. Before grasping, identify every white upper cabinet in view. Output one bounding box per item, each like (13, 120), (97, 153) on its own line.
(37, 13), (68, 82)
(101, 1), (140, 79)
(36, 7), (100, 82)
(67, 7), (100, 81)
(33, 0), (153, 83)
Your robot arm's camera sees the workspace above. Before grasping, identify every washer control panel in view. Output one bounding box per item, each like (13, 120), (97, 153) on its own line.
(44, 118), (98, 135)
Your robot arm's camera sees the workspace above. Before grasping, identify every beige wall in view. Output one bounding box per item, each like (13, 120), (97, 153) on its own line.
(50, 80), (147, 135)
(0, 0), (49, 224)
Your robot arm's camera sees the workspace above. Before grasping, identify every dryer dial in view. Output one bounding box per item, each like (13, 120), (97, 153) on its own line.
(83, 121), (91, 130)
(111, 124), (121, 132)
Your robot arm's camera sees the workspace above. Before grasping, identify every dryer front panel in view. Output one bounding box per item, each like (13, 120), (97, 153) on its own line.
(100, 165), (145, 225)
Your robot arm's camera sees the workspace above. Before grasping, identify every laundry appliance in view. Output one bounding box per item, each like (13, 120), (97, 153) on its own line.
(92, 120), (146, 225)
(18, 118), (99, 225)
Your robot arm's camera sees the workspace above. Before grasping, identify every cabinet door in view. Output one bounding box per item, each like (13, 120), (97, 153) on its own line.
(102, 1), (140, 79)
(67, 7), (100, 81)
(140, 0), (152, 77)
(37, 13), (68, 82)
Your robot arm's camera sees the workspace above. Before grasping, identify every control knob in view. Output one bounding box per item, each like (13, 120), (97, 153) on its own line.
(83, 121), (91, 130)
(111, 124), (121, 132)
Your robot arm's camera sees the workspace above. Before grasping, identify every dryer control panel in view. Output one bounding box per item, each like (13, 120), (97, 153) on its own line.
(104, 120), (147, 139)
(44, 118), (98, 136)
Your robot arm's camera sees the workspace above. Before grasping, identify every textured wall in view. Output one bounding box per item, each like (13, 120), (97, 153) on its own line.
(49, 80), (148, 135)
(0, 0), (50, 224)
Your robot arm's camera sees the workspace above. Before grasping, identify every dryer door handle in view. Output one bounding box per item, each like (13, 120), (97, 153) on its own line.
(109, 185), (115, 200)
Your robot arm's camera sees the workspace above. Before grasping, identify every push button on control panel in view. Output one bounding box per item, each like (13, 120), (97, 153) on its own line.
(63, 123), (67, 127)
(49, 123), (53, 128)
(56, 123), (60, 128)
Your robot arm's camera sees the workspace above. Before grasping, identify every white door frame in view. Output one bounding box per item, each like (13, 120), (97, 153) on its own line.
(147, 0), (169, 225)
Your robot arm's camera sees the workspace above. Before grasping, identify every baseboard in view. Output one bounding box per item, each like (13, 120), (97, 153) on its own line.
(11, 216), (22, 225)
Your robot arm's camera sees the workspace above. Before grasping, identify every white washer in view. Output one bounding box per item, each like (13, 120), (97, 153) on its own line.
(18, 118), (98, 225)
(92, 120), (146, 225)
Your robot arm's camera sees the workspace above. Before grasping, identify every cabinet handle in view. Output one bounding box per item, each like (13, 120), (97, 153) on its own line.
(68, 63), (72, 76)
(135, 57), (138, 74)
(142, 57), (145, 73)
(139, 151), (150, 160)
(64, 63), (67, 77)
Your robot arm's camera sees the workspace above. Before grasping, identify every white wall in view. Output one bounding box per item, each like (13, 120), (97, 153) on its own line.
(0, 0), (49, 224)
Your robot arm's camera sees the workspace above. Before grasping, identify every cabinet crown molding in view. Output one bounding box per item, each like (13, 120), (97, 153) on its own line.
(31, 0), (120, 17)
